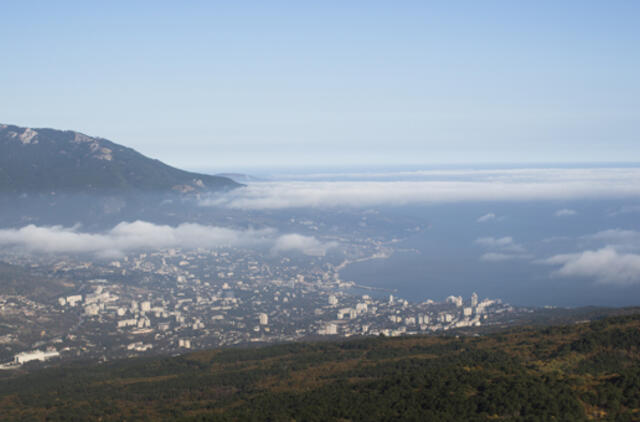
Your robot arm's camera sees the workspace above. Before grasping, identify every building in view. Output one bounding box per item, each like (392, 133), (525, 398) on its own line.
(318, 323), (338, 335)
(127, 342), (153, 352)
(337, 308), (357, 320)
(140, 301), (151, 312)
(446, 295), (463, 307)
(14, 349), (60, 365)
(259, 313), (269, 325)
(84, 304), (100, 316)
(66, 295), (82, 307)
(471, 292), (478, 308)
(117, 319), (137, 328)
(438, 313), (453, 323)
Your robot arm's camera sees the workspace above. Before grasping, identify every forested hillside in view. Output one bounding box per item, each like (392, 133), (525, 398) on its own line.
(1, 313), (639, 421)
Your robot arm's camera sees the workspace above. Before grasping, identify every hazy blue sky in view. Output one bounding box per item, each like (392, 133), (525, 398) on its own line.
(1, 1), (639, 170)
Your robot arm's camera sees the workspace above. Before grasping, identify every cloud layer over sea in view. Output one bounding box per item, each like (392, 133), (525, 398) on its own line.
(202, 168), (640, 210)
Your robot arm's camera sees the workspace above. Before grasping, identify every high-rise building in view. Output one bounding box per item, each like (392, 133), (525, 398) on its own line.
(471, 292), (479, 308)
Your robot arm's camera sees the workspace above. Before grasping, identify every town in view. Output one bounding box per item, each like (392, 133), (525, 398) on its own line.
(0, 244), (515, 369)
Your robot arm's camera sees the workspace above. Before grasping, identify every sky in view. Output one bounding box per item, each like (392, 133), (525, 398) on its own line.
(1, 1), (639, 171)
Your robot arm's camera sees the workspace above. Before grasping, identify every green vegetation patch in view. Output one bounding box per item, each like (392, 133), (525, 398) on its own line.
(0, 313), (639, 421)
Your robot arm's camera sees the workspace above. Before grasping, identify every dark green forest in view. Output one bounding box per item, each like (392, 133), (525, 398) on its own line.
(1, 313), (639, 421)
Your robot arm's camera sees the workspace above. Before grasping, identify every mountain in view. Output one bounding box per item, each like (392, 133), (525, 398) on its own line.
(1, 311), (639, 420)
(0, 124), (240, 194)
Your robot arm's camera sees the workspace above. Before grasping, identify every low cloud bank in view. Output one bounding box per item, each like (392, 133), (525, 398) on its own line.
(201, 168), (640, 210)
(542, 228), (640, 285)
(543, 247), (640, 285)
(271, 167), (640, 183)
(0, 221), (335, 258)
(273, 234), (338, 257)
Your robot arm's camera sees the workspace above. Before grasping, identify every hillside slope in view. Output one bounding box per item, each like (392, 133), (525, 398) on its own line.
(0, 313), (639, 421)
(0, 124), (240, 193)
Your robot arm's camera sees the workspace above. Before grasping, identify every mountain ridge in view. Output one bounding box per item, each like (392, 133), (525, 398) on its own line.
(0, 124), (240, 194)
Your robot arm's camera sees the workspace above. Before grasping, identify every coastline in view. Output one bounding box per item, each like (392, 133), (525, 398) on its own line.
(335, 248), (397, 295)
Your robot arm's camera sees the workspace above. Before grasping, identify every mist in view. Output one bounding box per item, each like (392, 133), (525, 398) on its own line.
(0, 221), (336, 258)
(200, 168), (640, 210)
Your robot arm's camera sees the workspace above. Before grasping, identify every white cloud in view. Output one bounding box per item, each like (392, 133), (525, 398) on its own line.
(475, 236), (528, 262)
(581, 229), (640, 252)
(0, 221), (335, 258)
(555, 208), (577, 217)
(542, 247), (640, 285)
(475, 236), (525, 253)
(480, 252), (532, 262)
(272, 234), (337, 257)
(585, 229), (640, 243)
(201, 168), (640, 210)
(607, 205), (640, 217)
(542, 236), (571, 243)
(477, 213), (496, 223)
